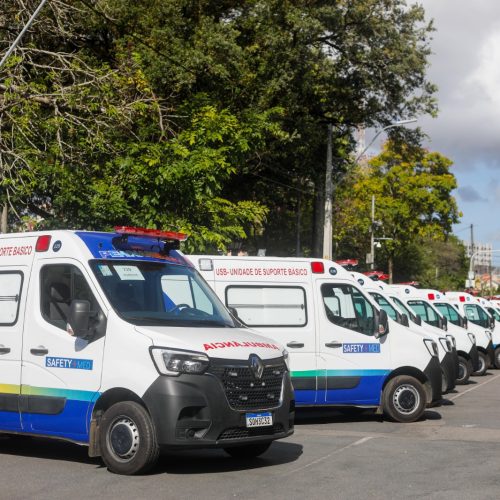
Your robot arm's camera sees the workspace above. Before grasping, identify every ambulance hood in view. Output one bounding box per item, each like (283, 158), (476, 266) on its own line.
(134, 325), (285, 361)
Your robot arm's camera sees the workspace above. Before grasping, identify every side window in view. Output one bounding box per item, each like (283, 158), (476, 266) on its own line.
(321, 283), (375, 336)
(408, 300), (440, 327)
(370, 292), (398, 321)
(41, 264), (102, 332)
(225, 286), (307, 327)
(0, 271), (23, 325)
(435, 303), (460, 326)
(464, 305), (480, 322)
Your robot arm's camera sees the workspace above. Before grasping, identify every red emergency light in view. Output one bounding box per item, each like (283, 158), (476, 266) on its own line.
(428, 293), (435, 300)
(114, 226), (188, 241)
(459, 296), (466, 302)
(336, 259), (358, 268)
(311, 261), (325, 274)
(35, 235), (51, 252)
(364, 271), (389, 281)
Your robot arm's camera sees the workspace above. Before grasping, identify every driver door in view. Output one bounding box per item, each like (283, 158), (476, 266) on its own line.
(316, 281), (391, 405)
(21, 260), (106, 441)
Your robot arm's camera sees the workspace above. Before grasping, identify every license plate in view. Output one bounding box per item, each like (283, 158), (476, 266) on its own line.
(245, 412), (273, 428)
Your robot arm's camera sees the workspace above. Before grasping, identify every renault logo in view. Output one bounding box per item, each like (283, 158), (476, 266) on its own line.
(249, 354), (264, 379)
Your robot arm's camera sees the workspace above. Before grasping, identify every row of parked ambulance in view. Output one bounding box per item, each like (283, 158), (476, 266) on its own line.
(191, 254), (499, 423)
(0, 227), (497, 475)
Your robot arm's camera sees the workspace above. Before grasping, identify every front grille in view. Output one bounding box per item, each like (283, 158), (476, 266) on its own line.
(218, 424), (285, 441)
(207, 358), (286, 411)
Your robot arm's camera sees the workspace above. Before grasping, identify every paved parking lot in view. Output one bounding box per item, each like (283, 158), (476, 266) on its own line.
(2, 371), (500, 500)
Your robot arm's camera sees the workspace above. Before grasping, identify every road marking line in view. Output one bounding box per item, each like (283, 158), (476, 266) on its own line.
(449, 372), (500, 401)
(281, 436), (375, 477)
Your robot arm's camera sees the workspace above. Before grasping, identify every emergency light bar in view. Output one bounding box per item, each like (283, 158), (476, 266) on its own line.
(428, 293), (435, 300)
(114, 226), (188, 241)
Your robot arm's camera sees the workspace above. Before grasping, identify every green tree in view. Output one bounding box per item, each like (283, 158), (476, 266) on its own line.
(335, 141), (461, 281)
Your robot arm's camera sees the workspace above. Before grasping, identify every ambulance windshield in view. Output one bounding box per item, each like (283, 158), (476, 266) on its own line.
(90, 260), (235, 327)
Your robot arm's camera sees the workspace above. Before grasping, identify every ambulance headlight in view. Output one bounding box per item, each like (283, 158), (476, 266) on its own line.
(282, 349), (290, 371)
(467, 333), (476, 345)
(439, 338), (452, 352)
(446, 334), (456, 349)
(150, 348), (209, 376)
(423, 339), (438, 357)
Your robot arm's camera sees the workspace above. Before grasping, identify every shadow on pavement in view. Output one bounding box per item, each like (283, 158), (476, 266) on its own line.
(0, 435), (101, 467)
(155, 441), (303, 475)
(294, 407), (383, 425)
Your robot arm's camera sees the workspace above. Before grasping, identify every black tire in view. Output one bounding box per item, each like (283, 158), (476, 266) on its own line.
(382, 375), (426, 423)
(494, 347), (500, 369)
(472, 351), (488, 376)
(456, 356), (472, 385)
(223, 442), (272, 458)
(99, 401), (159, 475)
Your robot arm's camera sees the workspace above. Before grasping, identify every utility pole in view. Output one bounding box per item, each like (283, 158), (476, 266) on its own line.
(322, 123), (333, 259)
(0, 0), (49, 71)
(370, 195), (375, 270)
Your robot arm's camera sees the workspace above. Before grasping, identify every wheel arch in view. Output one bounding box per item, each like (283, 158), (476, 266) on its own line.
(88, 387), (147, 457)
(382, 366), (431, 405)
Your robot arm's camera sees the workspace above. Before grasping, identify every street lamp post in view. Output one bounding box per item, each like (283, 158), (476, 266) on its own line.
(322, 119), (416, 260)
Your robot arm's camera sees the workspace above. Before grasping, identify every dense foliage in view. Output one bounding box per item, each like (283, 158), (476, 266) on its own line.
(0, 0), (464, 281)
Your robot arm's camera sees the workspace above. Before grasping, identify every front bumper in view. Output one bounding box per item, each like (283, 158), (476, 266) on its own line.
(487, 341), (495, 367)
(424, 356), (442, 404)
(451, 347), (459, 381)
(142, 364), (295, 450)
(470, 344), (480, 371)
(440, 352), (456, 392)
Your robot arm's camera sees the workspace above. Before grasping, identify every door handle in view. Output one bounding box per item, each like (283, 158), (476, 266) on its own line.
(0, 345), (10, 354)
(325, 341), (342, 348)
(30, 346), (49, 356)
(286, 341), (304, 348)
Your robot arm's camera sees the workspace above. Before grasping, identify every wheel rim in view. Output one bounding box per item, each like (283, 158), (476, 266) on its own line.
(108, 416), (140, 462)
(478, 356), (485, 373)
(441, 371), (448, 393)
(393, 384), (420, 415)
(457, 362), (466, 382)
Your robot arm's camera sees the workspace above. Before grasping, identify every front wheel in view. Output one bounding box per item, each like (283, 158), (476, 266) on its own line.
(494, 347), (500, 369)
(472, 351), (488, 376)
(224, 442), (272, 458)
(99, 401), (160, 475)
(382, 375), (426, 423)
(456, 356), (472, 385)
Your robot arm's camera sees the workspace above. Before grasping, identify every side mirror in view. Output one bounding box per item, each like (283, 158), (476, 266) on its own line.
(68, 299), (92, 339)
(375, 309), (389, 338)
(400, 313), (409, 327)
(228, 306), (245, 328)
(413, 314), (422, 326)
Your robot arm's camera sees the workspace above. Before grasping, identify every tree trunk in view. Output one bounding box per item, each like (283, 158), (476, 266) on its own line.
(1, 204), (7, 233)
(388, 255), (394, 284)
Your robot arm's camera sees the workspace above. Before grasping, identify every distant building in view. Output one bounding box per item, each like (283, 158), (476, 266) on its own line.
(464, 241), (493, 279)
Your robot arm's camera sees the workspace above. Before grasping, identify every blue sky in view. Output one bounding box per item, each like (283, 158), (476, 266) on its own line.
(369, 1), (500, 263)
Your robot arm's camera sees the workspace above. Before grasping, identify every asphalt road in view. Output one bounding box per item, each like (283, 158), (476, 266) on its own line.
(2, 371), (500, 500)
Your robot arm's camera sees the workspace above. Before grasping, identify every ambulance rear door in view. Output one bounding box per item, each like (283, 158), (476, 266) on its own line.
(0, 267), (28, 431)
(212, 258), (319, 405)
(316, 279), (391, 405)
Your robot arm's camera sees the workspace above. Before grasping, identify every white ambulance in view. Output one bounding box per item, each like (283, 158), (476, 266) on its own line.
(471, 296), (500, 368)
(446, 291), (495, 373)
(411, 288), (479, 383)
(190, 255), (442, 423)
(352, 275), (470, 386)
(0, 228), (294, 475)
(387, 285), (458, 391)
